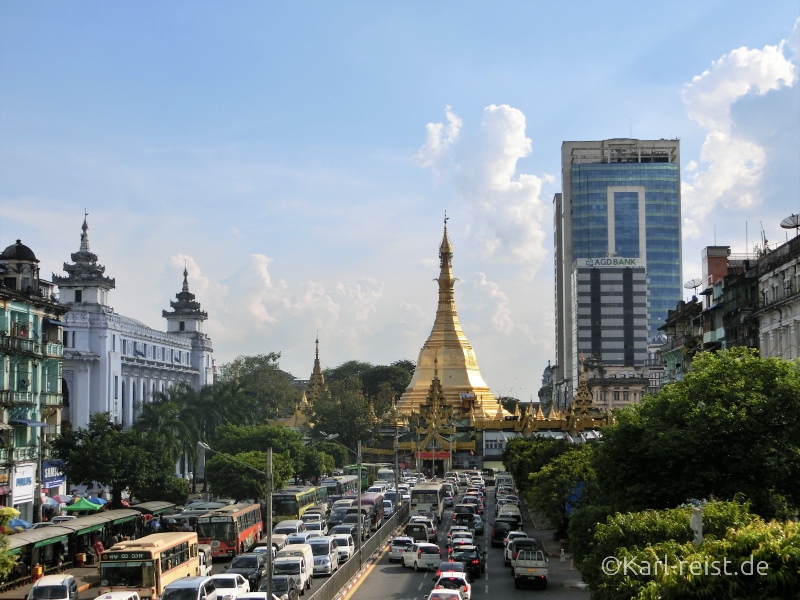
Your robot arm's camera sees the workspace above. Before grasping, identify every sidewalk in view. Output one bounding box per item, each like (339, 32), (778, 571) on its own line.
(0, 568), (100, 600)
(521, 498), (589, 591)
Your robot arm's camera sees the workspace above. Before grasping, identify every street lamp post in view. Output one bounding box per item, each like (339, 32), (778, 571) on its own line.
(199, 442), (274, 600)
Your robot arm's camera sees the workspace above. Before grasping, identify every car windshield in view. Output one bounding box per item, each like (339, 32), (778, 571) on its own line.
(332, 508), (348, 516)
(214, 579), (236, 588)
(29, 586), (68, 600)
(273, 527), (296, 535)
(307, 522), (323, 531)
(273, 563), (300, 575)
(334, 538), (350, 547)
(264, 579), (288, 593)
(310, 544), (329, 556)
(162, 590), (200, 600)
(451, 549), (479, 560)
(230, 556), (258, 568)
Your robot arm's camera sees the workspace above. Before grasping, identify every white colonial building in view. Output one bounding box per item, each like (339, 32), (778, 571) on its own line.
(54, 218), (213, 431)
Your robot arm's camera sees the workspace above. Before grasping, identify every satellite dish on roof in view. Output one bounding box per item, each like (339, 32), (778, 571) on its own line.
(684, 278), (703, 293)
(780, 214), (800, 236)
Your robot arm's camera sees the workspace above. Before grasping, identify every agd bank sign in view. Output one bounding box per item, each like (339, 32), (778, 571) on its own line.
(582, 257), (642, 268)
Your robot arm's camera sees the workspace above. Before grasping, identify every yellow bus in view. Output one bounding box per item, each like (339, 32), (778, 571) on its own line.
(272, 486), (326, 522)
(98, 532), (199, 600)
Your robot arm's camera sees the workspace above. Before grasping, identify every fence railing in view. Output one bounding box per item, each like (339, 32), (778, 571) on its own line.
(308, 502), (410, 600)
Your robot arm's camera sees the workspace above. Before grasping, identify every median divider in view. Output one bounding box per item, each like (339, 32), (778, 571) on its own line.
(309, 502), (410, 600)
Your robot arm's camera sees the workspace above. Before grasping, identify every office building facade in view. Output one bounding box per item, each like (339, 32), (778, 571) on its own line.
(555, 139), (681, 394)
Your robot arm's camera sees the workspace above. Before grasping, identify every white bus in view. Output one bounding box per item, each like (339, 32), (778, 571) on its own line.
(410, 482), (445, 523)
(376, 467), (397, 485)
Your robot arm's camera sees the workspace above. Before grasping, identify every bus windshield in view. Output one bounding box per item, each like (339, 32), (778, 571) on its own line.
(272, 498), (299, 517)
(411, 491), (440, 504)
(196, 521), (234, 541)
(100, 561), (156, 588)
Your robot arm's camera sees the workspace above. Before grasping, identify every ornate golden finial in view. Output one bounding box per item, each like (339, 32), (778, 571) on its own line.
(535, 403), (545, 420)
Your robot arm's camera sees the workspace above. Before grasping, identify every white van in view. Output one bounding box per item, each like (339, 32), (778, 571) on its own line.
(29, 575), (78, 600)
(161, 577), (217, 600)
(274, 544), (313, 592)
(308, 536), (339, 576)
(92, 593), (141, 600)
(198, 545), (213, 577)
(273, 520), (305, 535)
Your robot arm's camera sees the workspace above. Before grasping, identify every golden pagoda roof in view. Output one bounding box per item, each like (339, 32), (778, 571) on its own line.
(306, 334), (327, 404)
(397, 216), (496, 418)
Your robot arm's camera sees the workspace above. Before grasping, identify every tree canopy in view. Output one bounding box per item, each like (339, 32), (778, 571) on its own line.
(216, 352), (300, 422)
(52, 412), (188, 506)
(594, 348), (800, 519)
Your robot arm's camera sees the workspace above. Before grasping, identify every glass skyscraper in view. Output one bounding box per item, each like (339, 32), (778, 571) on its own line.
(554, 139), (681, 392)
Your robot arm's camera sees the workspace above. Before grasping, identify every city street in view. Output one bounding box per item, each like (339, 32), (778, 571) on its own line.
(348, 485), (589, 600)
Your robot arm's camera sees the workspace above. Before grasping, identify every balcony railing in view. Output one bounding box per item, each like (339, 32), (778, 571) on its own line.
(41, 393), (63, 407)
(45, 342), (64, 357)
(0, 336), (42, 356)
(12, 446), (38, 461)
(0, 448), (8, 463)
(0, 390), (35, 406)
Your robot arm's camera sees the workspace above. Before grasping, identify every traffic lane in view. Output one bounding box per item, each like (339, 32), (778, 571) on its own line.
(481, 487), (589, 598)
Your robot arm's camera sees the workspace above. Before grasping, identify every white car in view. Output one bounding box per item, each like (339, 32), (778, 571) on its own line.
(212, 574), (250, 600)
(332, 533), (355, 561)
(304, 520), (328, 536)
(410, 516), (437, 542)
(447, 531), (474, 549)
(402, 542), (442, 571)
(389, 535), (413, 561)
(424, 591), (464, 600)
(286, 531), (319, 544)
(433, 571), (471, 600)
(446, 525), (470, 543)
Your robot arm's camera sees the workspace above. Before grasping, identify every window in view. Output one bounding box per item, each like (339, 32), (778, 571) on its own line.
(179, 321), (185, 331)
(63, 331), (69, 347)
(112, 335), (116, 352)
(115, 375), (119, 399)
(75, 290), (82, 303)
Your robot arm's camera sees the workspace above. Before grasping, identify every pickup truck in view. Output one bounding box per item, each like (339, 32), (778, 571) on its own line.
(511, 549), (548, 589)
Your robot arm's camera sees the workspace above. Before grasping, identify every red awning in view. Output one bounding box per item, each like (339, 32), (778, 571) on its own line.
(0, 486), (10, 495)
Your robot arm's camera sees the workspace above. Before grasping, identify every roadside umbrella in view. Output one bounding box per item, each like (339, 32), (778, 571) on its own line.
(43, 497), (59, 507)
(53, 495), (72, 504)
(8, 518), (32, 531)
(64, 497), (102, 512)
(88, 497), (108, 506)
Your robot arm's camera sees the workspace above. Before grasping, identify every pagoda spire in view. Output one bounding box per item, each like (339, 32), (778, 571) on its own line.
(306, 333), (327, 404)
(397, 215), (496, 418)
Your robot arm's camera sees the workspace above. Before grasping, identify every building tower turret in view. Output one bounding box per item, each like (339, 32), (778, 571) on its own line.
(52, 215), (115, 307)
(163, 267), (208, 334)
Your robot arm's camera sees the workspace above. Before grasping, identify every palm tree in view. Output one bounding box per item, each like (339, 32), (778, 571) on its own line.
(134, 382), (200, 481)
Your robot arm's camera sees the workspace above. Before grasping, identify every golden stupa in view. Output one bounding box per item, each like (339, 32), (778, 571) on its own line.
(396, 217), (496, 418)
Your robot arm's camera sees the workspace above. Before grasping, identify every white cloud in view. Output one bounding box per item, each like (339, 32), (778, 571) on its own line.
(471, 272), (514, 335)
(414, 105), (549, 271)
(681, 20), (798, 238)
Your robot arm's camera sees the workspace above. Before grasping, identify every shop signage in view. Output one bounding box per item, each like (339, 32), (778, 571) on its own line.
(414, 451), (450, 460)
(12, 463), (35, 504)
(580, 257), (642, 268)
(42, 459), (66, 489)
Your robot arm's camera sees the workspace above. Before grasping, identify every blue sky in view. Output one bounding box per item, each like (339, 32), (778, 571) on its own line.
(2, 2), (798, 403)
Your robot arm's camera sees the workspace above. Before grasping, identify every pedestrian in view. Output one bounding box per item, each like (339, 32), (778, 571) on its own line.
(92, 535), (105, 558)
(181, 521), (192, 532)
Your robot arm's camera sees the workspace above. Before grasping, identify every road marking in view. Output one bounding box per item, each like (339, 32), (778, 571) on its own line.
(341, 542), (391, 600)
(485, 584), (489, 593)
(418, 580), (424, 590)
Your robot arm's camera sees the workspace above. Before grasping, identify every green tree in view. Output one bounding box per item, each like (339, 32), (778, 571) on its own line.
(216, 353), (300, 422)
(205, 450), (293, 500)
(134, 382), (200, 479)
(297, 448), (335, 484)
(502, 437), (570, 496)
(52, 413), (178, 508)
(307, 377), (382, 452)
(527, 443), (596, 527)
(212, 423), (305, 460)
(324, 359), (414, 415)
(579, 500), (798, 600)
(595, 348), (800, 519)
(314, 441), (349, 468)
(0, 508), (20, 579)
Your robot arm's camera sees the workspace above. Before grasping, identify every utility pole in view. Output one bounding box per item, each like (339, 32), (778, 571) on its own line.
(265, 447), (273, 600)
(357, 440), (363, 568)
